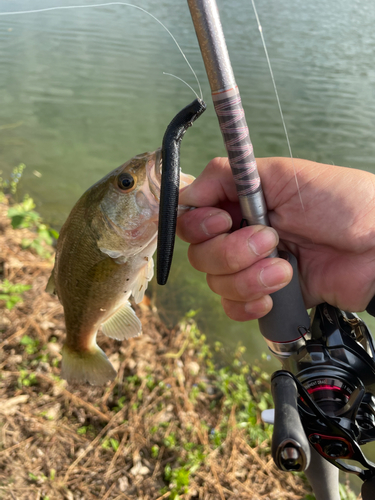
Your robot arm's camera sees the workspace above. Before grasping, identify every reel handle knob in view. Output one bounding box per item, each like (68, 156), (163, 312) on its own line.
(271, 370), (311, 471)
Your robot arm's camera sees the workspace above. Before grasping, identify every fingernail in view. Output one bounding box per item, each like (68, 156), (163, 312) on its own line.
(248, 227), (278, 256)
(201, 211), (232, 236)
(259, 262), (290, 288)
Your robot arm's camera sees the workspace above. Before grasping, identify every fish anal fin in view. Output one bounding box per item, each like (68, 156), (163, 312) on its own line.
(101, 301), (142, 340)
(61, 344), (116, 385)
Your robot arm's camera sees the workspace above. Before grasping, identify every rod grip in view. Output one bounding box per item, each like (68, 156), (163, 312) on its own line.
(271, 370), (311, 471)
(259, 252), (310, 342)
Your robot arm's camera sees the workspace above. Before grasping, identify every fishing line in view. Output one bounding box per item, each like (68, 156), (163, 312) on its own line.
(0, 2), (203, 101)
(250, 0), (305, 214)
(163, 72), (200, 100)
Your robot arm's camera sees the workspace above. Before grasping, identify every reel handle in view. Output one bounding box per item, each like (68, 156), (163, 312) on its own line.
(271, 370), (311, 471)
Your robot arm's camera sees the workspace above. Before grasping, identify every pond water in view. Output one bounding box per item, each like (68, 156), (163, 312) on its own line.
(1, 0), (375, 485)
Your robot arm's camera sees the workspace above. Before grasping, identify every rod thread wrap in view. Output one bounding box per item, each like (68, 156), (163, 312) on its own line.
(213, 87), (260, 196)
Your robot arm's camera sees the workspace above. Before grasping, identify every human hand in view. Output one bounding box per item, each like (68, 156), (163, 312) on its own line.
(177, 157), (375, 321)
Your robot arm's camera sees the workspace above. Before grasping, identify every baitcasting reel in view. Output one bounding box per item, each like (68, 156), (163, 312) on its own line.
(265, 302), (375, 499)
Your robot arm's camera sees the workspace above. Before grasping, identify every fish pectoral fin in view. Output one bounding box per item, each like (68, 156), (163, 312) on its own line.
(131, 258), (154, 304)
(46, 271), (56, 295)
(99, 247), (127, 264)
(101, 301), (142, 340)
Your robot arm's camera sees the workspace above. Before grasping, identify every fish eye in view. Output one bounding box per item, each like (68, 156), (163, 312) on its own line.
(117, 173), (135, 191)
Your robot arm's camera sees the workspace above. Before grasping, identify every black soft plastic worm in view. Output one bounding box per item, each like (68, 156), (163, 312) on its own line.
(157, 98), (206, 285)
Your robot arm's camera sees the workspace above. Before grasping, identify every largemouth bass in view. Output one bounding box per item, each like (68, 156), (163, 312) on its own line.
(47, 148), (193, 385)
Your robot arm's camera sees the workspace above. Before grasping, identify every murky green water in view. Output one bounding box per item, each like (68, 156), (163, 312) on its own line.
(2, 0), (375, 490)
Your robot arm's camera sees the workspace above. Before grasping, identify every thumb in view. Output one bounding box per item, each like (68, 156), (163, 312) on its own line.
(179, 157), (239, 208)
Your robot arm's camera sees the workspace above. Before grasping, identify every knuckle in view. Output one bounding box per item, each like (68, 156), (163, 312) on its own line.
(233, 271), (262, 301)
(221, 299), (240, 321)
(207, 157), (224, 172)
(232, 273), (249, 299)
(206, 274), (216, 293)
(187, 245), (202, 271)
(222, 238), (242, 273)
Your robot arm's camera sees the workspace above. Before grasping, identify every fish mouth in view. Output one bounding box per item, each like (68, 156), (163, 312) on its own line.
(146, 148), (194, 203)
(147, 147), (162, 201)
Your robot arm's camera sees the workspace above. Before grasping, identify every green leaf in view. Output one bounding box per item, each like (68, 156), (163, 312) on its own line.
(110, 438), (119, 452)
(22, 196), (36, 212)
(10, 214), (25, 229)
(20, 335), (37, 346)
(49, 228), (59, 239)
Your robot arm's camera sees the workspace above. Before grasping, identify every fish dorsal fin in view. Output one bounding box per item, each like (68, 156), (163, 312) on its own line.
(131, 258), (154, 304)
(101, 301), (142, 340)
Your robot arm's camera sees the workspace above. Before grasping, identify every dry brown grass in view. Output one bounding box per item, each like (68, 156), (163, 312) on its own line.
(0, 200), (311, 500)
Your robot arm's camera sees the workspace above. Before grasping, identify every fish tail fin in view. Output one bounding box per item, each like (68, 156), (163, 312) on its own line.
(61, 344), (116, 385)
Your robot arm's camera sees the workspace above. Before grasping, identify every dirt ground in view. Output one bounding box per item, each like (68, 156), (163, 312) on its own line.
(0, 200), (313, 500)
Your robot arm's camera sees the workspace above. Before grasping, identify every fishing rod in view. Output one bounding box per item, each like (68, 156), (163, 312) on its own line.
(186, 1), (375, 499)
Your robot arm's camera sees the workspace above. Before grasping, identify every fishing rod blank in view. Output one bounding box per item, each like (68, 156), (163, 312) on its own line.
(186, 0), (309, 346)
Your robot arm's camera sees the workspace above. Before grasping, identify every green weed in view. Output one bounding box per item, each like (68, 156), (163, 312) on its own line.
(6, 195), (58, 258)
(161, 443), (206, 498)
(0, 279), (31, 310)
(77, 425), (96, 437)
(27, 468), (55, 489)
(17, 370), (37, 388)
(163, 433), (177, 449)
(8, 195), (40, 229)
(162, 464), (190, 499)
(102, 438), (120, 452)
(338, 483), (357, 500)
(184, 317), (273, 448)
(20, 335), (39, 355)
(28, 472), (41, 482)
(112, 395), (126, 413)
(39, 411), (54, 421)
(0, 163), (25, 198)
(1, 164), (59, 258)
(151, 445), (159, 458)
